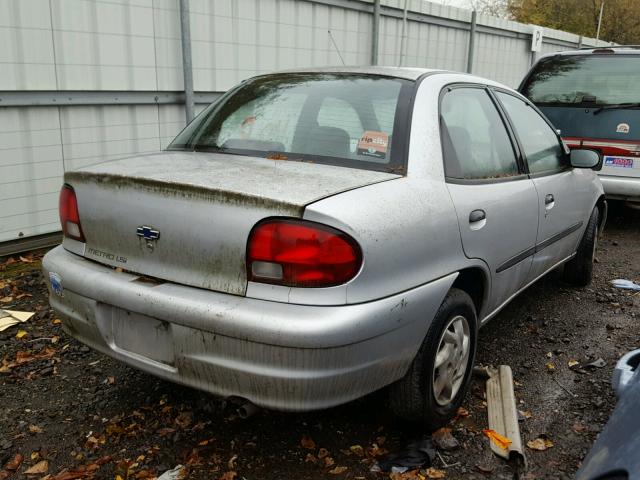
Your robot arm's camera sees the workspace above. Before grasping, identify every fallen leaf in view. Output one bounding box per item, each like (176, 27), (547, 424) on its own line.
(456, 407), (470, 418)
(317, 448), (329, 459)
(568, 360), (579, 368)
(4, 454), (23, 471)
(134, 470), (156, 479)
(29, 424), (44, 434)
(572, 422), (587, 433)
(0, 297), (13, 303)
(527, 437), (554, 451)
(25, 460), (49, 475)
(545, 362), (556, 371)
(300, 435), (316, 450)
(52, 319), (62, 325)
(16, 330), (27, 339)
(368, 442), (388, 457)
(107, 376), (115, 385)
(432, 427), (459, 451)
(483, 429), (512, 451)
(389, 471), (421, 480)
(426, 467), (446, 478)
(304, 453), (317, 464)
(0, 347), (57, 373)
(324, 456), (335, 467)
(328, 466), (347, 475)
(518, 410), (532, 419)
(227, 454), (237, 470)
(174, 411), (192, 429)
(218, 472), (237, 480)
(349, 445), (364, 457)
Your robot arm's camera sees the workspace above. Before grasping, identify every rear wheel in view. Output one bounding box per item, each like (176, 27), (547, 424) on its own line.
(389, 288), (477, 430)
(564, 207), (599, 287)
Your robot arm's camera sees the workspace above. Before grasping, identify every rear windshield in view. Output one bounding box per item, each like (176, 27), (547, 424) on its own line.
(168, 73), (413, 172)
(521, 54), (640, 105)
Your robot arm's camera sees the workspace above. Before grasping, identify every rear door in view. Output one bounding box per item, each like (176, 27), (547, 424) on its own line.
(494, 91), (592, 282)
(441, 86), (539, 315)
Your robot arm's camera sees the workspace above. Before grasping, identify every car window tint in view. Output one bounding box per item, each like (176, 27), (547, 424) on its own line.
(169, 73), (409, 172)
(217, 93), (306, 151)
(521, 55), (640, 105)
(496, 92), (566, 174)
(440, 88), (519, 180)
(317, 97), (363, 153)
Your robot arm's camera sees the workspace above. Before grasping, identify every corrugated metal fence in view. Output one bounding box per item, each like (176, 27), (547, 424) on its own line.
(0, 0), (609, 250)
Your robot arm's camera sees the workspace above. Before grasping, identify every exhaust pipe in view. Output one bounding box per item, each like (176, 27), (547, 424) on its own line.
(236, 399), (260, 419)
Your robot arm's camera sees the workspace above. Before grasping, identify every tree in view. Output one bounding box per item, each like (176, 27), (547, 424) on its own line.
(505, 0), (640, 44)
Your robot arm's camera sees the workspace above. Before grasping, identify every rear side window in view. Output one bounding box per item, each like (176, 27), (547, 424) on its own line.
(440, 87), (519, 180)
(521, 54), (640, 105)
(496, 92), (566, 174)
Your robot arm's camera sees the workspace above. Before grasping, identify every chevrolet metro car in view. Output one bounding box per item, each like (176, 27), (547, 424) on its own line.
(44, 67), (605, 428)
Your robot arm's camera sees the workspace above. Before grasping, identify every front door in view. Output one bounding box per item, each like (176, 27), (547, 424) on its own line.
(495, 91), (591, 282)
(440, 86), (539, 316)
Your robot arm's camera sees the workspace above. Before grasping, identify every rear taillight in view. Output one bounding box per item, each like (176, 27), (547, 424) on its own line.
(59, 184), (85, 242)
(247, 219), (362, 288)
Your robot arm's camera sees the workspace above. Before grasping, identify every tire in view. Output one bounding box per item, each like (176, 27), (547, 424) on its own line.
(389, 288), (477, 430)
(563, 207), (599, 287)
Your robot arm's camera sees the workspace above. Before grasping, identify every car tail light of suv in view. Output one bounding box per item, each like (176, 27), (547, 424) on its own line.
(59, 184), (85, 242)
(247, 218), (362, 288)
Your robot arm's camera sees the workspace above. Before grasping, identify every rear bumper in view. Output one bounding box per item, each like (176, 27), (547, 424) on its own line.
(599, 174), (640, 202)
(43, 246), (455, 411)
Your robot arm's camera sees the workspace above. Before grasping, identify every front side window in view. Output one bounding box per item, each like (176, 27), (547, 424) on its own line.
(496, 92), (566, 174)
(169, 73), (412, 172)
(440, 87), (519, 180)
(521, 54), (640, 105)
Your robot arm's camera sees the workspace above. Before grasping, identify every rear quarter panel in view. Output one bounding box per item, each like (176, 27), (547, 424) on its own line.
(302, 73), (496, 305)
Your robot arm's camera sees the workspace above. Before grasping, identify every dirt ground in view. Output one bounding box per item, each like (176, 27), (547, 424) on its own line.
(1, 202), (639, 480)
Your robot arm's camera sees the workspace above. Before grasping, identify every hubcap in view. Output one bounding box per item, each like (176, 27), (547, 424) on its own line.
(432, 315), (471, 406)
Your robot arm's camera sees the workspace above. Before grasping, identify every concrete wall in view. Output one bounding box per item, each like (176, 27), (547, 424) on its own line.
(0, 0), (609, 244)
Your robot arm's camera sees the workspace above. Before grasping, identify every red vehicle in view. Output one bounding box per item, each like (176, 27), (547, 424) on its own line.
(520, 46), (640, 205)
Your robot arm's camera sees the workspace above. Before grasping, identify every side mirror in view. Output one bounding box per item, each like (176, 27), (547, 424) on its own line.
(570, 149), (602, 170)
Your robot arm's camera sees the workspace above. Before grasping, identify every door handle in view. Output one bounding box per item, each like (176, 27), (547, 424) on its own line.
(469, 209), (486, 223)
(545, 194), (555, 205)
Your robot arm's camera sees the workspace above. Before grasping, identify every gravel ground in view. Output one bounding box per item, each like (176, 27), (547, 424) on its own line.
(1, 202), (638, 480)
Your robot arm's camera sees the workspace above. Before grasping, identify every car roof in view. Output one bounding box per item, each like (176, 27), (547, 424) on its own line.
(539, 45), (640, 60)
(271, 66), (443, 81)
(255, 66), (514, 91)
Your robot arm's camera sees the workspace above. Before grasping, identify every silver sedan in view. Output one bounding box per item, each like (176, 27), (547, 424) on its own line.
(43, 67), (605, 428)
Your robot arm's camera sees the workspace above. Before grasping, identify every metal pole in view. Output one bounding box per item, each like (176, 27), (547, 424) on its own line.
(578, 35), (583, 49)
(466, 10), (477, 73)
(398, 0), (409, 67)
(371, 0), (380, 65)
(179, 0), (195, 124)
(596, 0), (604, 41)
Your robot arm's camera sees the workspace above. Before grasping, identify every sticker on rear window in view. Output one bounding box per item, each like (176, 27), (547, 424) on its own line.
(616, 123), (630, 134)
(357, 131), (388, 159)
(604, 156), (634, 168)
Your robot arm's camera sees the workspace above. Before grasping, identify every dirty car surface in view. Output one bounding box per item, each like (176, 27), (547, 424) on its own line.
(43, 67), (606, 427)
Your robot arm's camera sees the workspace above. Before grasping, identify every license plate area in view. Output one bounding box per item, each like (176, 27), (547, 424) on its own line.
(98, 304), (175, 366)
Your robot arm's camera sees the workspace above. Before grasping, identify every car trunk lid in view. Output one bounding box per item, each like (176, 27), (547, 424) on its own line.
(65, 151), (399, 295)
